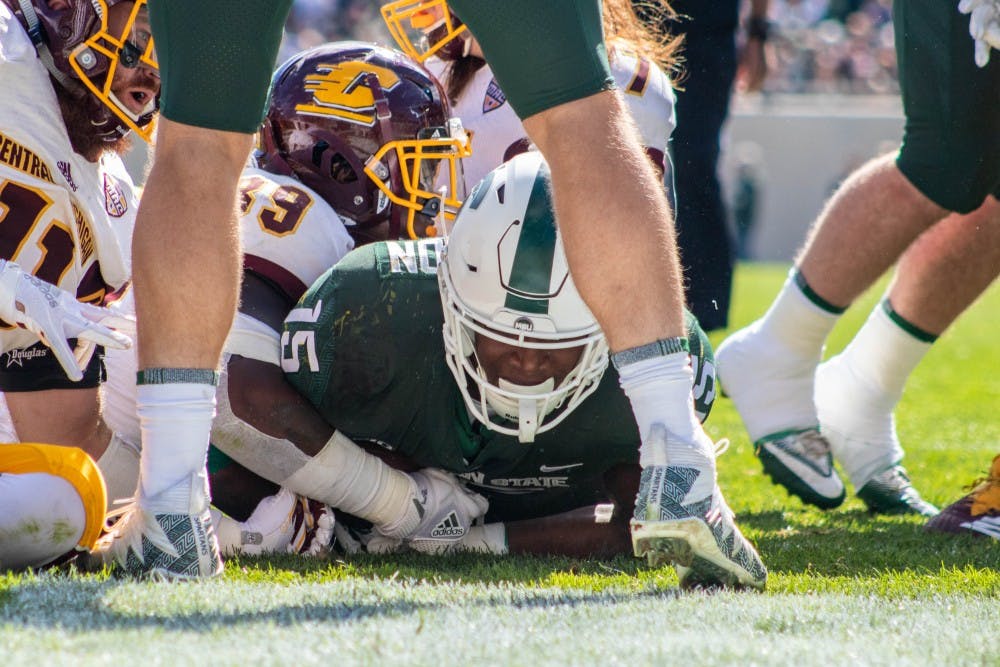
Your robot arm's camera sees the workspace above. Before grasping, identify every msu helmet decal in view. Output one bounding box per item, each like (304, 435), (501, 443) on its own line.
(258, 41), (471, 242)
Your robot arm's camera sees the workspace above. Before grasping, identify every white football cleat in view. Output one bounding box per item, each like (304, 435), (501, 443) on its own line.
(84, 470), (222, 580)
(631, 425), (767, 591)
(717, 325), (846, 509)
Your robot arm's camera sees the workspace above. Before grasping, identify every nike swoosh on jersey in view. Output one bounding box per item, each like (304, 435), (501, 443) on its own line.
(539, 463), (584, 473)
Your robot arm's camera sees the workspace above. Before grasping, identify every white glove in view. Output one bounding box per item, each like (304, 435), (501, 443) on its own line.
(367, 523), (507, 556)
(377, 468), (489, 546)
(0, 260), (132, 381)
(959, 0), (1000, 67)
(211, 489), (336, 557)
(292, 498), (336, 557)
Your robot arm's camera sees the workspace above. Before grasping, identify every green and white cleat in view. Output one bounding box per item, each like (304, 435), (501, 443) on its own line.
(631, 465), (767, 591)
(856, 465), (938, 517)
(755, 428), (846, 509)
(85, 471), (223, 580)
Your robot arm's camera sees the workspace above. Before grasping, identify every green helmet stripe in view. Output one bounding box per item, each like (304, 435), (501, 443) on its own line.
(504, 162), (556, 315)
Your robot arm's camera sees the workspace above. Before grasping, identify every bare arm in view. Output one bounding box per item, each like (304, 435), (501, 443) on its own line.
(225, 272), (334, 455)
(737, 0), (771, 92)
(504, 464), (639, 557)
(504, 506), (631, 558)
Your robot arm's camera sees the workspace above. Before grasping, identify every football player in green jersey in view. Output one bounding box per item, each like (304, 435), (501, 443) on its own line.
(282, 152), (766, 588)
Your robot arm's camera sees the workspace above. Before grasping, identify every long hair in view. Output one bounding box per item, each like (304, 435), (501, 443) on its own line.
(606, 0), (682, 75)
(445, 0), (683, 103)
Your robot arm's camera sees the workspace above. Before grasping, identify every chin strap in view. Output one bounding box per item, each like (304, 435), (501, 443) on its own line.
(488, 377), (556, 444)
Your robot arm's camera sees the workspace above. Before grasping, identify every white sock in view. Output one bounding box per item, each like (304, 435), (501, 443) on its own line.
(830, 301), (933, 407)
(718, 270), (840, 440)
(137, 382), (216, 503)
(757, 270), (841, 358)
(96, 433), (140, 508)
(816, 301), (932, 486)
(615, 351), (714, 468)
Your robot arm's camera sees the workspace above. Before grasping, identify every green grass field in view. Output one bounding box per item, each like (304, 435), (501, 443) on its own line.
(2, 263), (997, 666)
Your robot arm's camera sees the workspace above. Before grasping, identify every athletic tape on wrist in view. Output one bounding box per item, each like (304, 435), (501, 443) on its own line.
(610, 337), (689, 370)
(137, 368), (220, 386)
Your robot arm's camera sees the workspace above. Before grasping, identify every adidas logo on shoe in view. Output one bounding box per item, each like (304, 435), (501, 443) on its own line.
(429, 511), (465, 539)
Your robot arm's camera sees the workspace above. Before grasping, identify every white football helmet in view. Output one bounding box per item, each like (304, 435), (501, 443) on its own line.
(439, 152), (609, 442)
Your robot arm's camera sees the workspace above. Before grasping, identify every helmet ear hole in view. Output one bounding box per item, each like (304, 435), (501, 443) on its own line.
(329, 152), (358, 184)
(311, 141), (329, 168)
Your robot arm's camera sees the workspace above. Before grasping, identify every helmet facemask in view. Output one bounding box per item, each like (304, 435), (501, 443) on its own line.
(381, 0), (470, 63)
(440, 268), (608, 442)
(365, 117), (471, 239)
(70, 0), (159, 141)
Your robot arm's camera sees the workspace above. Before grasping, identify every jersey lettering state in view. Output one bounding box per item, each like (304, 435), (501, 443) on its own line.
(284, 240), (715, 521)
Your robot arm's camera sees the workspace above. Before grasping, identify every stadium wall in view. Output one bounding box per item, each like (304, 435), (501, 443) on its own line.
(720, 94), (904, 261)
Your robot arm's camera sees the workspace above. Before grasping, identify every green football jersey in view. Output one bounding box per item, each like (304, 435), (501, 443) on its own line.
(283, 238), (716, 521)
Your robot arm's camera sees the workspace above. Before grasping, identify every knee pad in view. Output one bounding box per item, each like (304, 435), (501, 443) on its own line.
(1, 444), (107, 550)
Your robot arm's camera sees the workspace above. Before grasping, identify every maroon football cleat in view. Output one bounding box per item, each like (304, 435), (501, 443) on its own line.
(925, 454), (1000, 539)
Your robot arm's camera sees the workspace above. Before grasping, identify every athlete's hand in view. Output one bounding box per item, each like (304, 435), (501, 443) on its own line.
(959, 0), (1000, 67)
(377, 468), (489, 546)
(367, 522), (507, 556)
(0, 260), (132, 381)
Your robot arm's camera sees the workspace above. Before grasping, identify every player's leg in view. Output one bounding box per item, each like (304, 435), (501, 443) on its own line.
(666, 2), (739, 330)
(0, 346), (139, 508)
(0, 444), (106, 571)
(0, 343), (107, 458)
(110, 0), (293, 578)
(716, 0), (1000, 510)
(6, 389), (105, 453)
(448, 0), (764, 588)
(716, 155), (941, 509)
(816, 198), (1000, 514)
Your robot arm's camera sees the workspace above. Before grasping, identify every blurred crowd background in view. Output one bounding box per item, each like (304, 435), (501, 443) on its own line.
(278, 0), (899, 96)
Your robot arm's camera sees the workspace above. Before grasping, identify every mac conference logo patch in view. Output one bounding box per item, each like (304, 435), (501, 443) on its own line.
(103, 173), (128, 217)
(483, 78), (506, 113)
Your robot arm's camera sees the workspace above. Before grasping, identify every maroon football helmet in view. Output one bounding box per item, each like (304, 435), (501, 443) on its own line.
(258, 41), (470, 241)
(2, 0), (158, 142)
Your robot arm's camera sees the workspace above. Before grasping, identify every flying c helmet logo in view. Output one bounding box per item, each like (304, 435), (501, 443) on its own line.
(295, 61), (401, 126)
